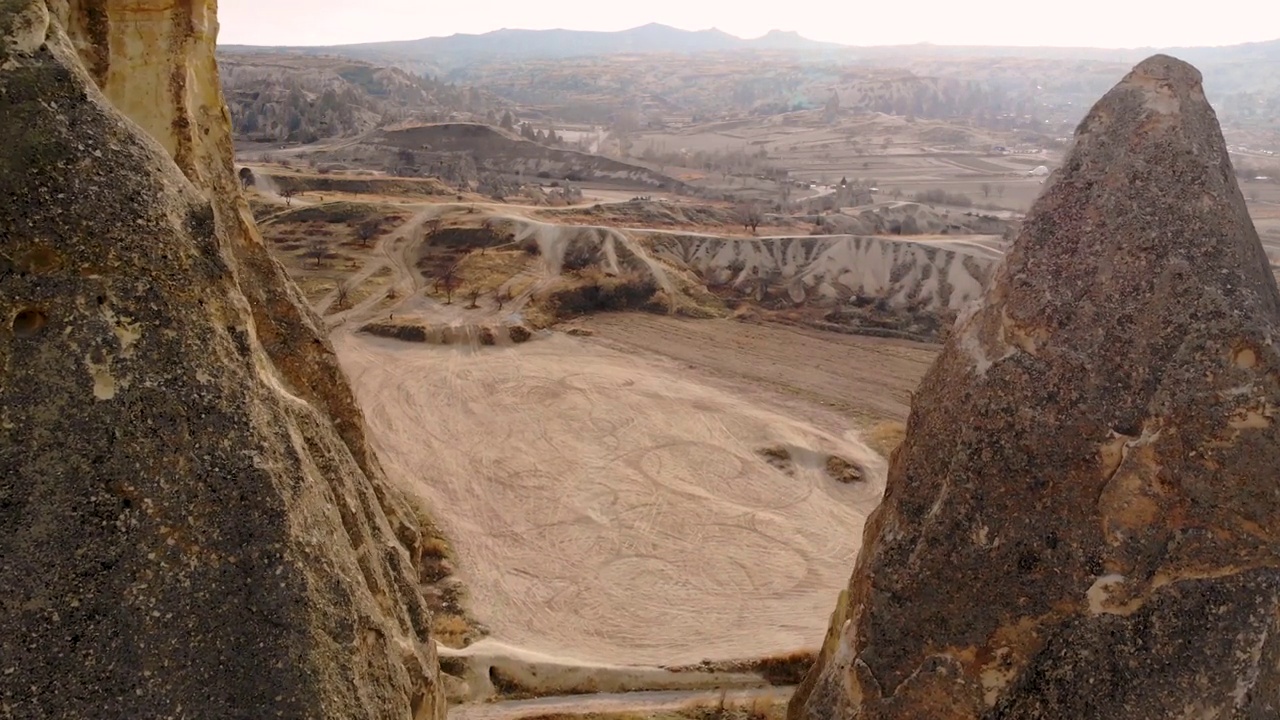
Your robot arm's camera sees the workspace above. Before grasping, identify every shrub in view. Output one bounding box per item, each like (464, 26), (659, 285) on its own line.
(561, 241), (596, 271)
(545, 271), (659, 318)
(913, 188), (973, 207)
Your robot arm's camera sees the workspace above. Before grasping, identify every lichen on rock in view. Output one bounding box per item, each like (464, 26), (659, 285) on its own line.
(0, 2), (444, 717)
(791, 54), (1280, 720)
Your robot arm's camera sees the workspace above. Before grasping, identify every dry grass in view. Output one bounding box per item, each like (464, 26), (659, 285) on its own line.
(295, 276), (338, 304)
(452, 250), (531, 296)
(664, 650), (815, 688)
(432, 613), (475, 649)
(401, 500), (487, 649)
(865, 421), (907, 459)
(751, 651), (817, 686)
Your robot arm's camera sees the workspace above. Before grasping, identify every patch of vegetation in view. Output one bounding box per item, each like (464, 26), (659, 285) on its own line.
(267, 201), (385, 225)
(751, 651), (818, 686)
(824, 455), (865, 484)
(247, 197), (278, 221)
(269, 173), (455, 198)
(521, 694), (787, 720)
(561, 239), (599, 271)
(820, 303), (955, 344)
(417, 227), (516, 301)
(438, 656), (468, 677)
(912, 188), (974, 207)
(757, 446), (794, 474)
(487, 666), (527, 697)
(360, 322), (427, 342)
(450, 250), (529, 296)
(539, 269), (663, 322)
(433, 613), (477, 650)
(401, 503), (487, 650)
(428, 225), (509, 250)
(866, 421), (907, 460)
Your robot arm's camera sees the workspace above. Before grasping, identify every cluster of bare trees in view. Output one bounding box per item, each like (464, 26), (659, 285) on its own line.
(432, 262), (513, 311)
(979, 183), (1008, 199)
(635, 142), (778, 180)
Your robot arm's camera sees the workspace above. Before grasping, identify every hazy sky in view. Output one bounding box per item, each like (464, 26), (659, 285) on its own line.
(218, 1), (1279, 49)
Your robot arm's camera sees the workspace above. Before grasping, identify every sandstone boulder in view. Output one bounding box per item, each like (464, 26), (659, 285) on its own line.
(0, 2), (444, 717)
(791, 54), (1280, 719)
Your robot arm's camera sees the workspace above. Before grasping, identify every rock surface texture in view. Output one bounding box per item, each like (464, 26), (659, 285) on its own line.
(0, 2), (444, 718)
(790, 54), (1280, 720)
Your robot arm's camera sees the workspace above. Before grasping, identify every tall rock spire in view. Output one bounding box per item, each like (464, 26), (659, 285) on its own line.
(791, 54), (1280, 719)
(1, 2), (444, 717)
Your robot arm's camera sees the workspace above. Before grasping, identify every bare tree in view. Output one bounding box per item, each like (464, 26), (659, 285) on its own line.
(466, 288), (482, 309)
(281, 188), (296, 207)
(306, 239), (326, 268)
(424, 217), (443, 239)
(995, 185), (1007, 199)
(739, 203), (762, 234)
(355, 219), (380, 247)
(890, 187), (904, 200)
(335, 284), (351, 309)
(980, 182), (992, 198)
(435, 264), (462, 305)
(496, 289), (509, 311)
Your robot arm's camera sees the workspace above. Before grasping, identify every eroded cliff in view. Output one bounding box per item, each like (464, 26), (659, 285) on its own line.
(791, 55), (1280, 719)
(0, 2), (444, 717)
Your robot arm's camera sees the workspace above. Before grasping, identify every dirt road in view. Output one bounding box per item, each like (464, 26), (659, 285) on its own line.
(449, 687), (793, 720)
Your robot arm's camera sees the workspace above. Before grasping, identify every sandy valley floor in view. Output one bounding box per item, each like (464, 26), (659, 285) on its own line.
(333, 325), (892, 666)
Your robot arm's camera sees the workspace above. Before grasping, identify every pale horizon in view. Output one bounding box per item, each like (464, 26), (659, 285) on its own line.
(218, 0), (1280, 49)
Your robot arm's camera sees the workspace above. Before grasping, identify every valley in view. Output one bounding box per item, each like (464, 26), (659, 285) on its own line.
(8, 3), (1280, 717)
(224, 17), (1280, 718)
(236, 55), (1280, 701)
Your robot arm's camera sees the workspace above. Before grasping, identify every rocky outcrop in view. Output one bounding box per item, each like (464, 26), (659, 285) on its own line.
(376, 122), (688, 190)
(647, 234), (995, 312)
(791, 55), (1280, 719)
(0, 2), (444, 718)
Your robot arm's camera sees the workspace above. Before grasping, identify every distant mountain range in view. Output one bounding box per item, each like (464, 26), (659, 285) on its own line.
(218, 24), (1280, 139)
(220, 23), (848, 72)
(220, 22), (1280, 72)
(360, 23), (844, 62)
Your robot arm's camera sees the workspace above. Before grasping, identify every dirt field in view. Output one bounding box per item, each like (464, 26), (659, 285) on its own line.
(580, 315), (938, 426)
(257, 176), (948, 671)
(332, 324), (901, 666)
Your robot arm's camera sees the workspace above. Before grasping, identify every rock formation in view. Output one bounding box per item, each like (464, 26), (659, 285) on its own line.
(791, 54), (1280, 719)
(0, 2), (444, 717)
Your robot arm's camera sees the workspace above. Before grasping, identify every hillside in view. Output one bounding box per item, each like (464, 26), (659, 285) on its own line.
(299, 122), (689, 191)
(221, 28), (1280, 142)
(219, 52), (507, 142)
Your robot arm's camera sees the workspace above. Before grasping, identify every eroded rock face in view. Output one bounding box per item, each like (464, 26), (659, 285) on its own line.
(0, 2), (444, 717)
(791, 54), (1280, 720)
